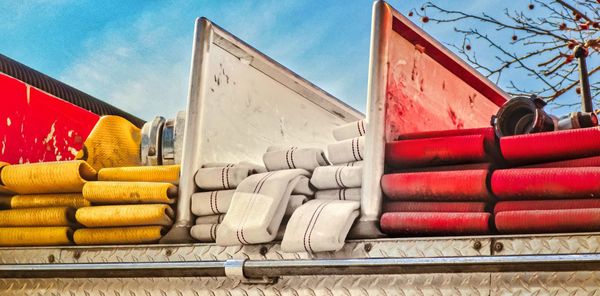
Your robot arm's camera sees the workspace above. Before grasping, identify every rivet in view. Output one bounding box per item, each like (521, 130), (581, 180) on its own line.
(259, 246), (268, 256)
(494, 242), (504, 253)
(148, 147), (156, 156)
(48, 254), (55, 263)
(364, 243), (373, 252)
(473, 241), (482, 250)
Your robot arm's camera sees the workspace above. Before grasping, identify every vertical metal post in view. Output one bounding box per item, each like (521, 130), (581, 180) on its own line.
(355, 1), (391, 238)
(161, 18), (213, 243)
(574, 45), (593, 113)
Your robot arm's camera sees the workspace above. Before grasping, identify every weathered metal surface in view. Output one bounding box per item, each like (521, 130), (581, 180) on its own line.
(166, 18), (364, 243)
(0, 54), (144, 127)
(3, 272), (600, 296)
(3, 235), (600, 294)
(493, 233), (600, 255)
(360, 1), (510, 235)
(0, 237), (488, 264)
(0, 274), (491, 296)
(0, 72), (99, 164)
(3, 272), (600, 295)
(492, 272), (600, 295)
(383, 11), (507, 141)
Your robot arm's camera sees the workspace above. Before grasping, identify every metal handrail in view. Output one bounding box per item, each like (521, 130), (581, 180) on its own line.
(3, 254), (600, 279)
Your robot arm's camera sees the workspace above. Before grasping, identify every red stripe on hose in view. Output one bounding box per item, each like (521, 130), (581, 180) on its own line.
(381, 170), (490, 201)
(384, 201), (487, 213)
(522, 155), (600, 168)
(380, 212), (490, 235)
(495, 209), (600, 234)
(386, 134), (487, 168)
(494, 199), (600, 214)
(491, 167), (600, 200)
(500, 127), (600, 165)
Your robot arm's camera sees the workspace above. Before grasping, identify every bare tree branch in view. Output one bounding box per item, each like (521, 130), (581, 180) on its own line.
(412, 0), (599, 107)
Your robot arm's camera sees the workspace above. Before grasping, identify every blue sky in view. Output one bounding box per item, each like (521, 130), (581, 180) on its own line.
(0, 1), (581, 120)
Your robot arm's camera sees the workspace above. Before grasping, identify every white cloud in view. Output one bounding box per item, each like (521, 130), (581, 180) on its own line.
(58, 0), (351, 121)
(59, 4), (192, 121)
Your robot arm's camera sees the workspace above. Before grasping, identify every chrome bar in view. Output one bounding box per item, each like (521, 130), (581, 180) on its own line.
(245, 254), (600, 277)
(0, 261), (224, 278)
(5, 254), (600, 278)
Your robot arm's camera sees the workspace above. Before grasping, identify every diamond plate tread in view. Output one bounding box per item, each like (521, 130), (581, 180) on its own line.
(494, 233), (600, 255)
(492, 271), (600, 295)
(0, 248), (60, 264)
(0, 237), (488, 264)
(0, 273), (490, 296)
(4, 272), (600, 296)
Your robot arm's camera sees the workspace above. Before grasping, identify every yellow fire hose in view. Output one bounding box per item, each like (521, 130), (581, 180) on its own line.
(76, 204), (174, 227)
(0, 162), (13, 195)
(9, 194), (90, 209)
(98, 165), (180, 184)
(83, 182), (176, 204)
(0, 160), (96, 194)
(0, 207), (75, 227)
(0, 196), (11, 209)
(76, 116), (142, 171)
(0, 227), (73, 246)
(74, 226), (165, 245)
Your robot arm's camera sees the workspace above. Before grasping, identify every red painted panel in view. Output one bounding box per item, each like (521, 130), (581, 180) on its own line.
(384, 15), (507, 142)
(0, 73), (99, 164)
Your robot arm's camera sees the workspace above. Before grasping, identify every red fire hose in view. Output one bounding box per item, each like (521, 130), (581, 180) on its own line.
(491, 167), (600, 200)
(381, 170), (491, 201)
(495, 209), (600, 233)
(523, 155), (600, 168)
(386, 134), (487, 168)
(494, 199), (600, 214)
(397, 127), (495, 143)
(380, 212), (490, 235)
(500, 127), (600, 164)
(394, 162), (492, 173)
(384, 201), (486, 213)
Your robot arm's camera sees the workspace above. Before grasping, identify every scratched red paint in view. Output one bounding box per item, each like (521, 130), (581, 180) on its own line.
(384, 16), (504, 142)
(0, 73), (99, 164)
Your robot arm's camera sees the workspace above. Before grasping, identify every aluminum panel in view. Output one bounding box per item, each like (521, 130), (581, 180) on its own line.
(493, 233), (600, 255)
(492, 272), (600, 295)
(166, 18), (364, 243)
(5, 272), (600, 296)
(0, 274), (491, 296)
(0, 237), (489, 264)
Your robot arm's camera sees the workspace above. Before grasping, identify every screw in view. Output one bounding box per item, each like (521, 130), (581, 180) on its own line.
(493, 242), (504, 253)
(473, 241), (482, 251)
(165, 249), (173, 256)
(364, 243), (373, 252)
(73, 251), (81, 260)
(148, 146), (156, 156)
(259, 246), (268, 256)
(48, 254), (55, 263)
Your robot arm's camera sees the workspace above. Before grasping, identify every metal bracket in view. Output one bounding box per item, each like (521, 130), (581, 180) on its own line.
(141, 116), (166, 166)
(224, 259), (278, 285)
(161, 118), (176, 165)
